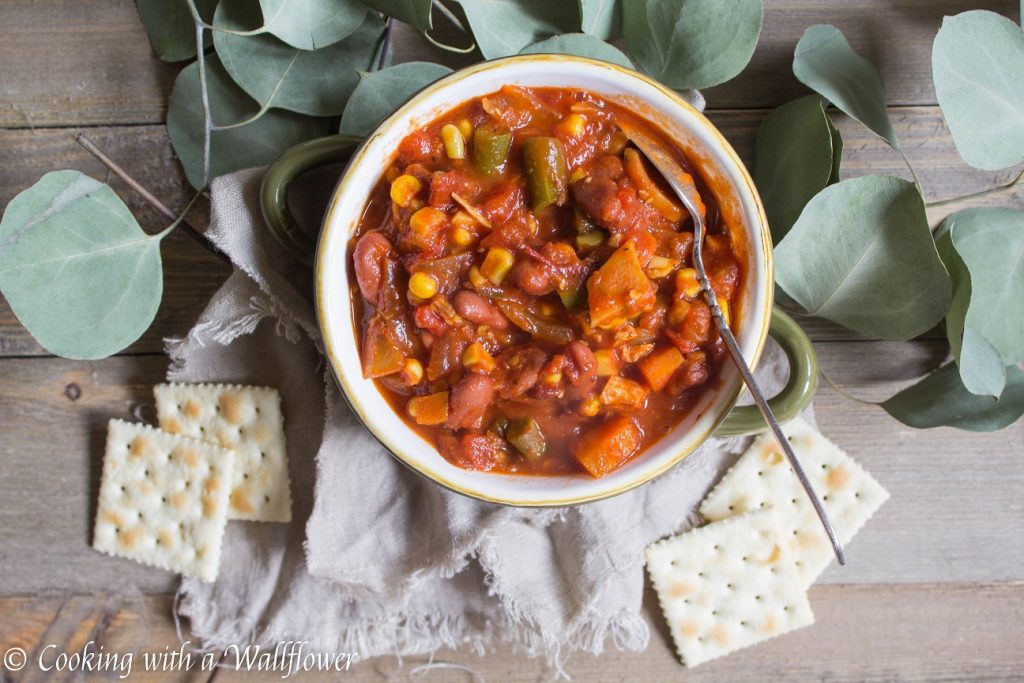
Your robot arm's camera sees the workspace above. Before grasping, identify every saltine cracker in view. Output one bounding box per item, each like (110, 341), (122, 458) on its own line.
(155, 383), (292, 523)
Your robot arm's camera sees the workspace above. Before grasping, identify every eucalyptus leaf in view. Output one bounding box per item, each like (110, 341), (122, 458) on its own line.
(623, 0), (763, 90)
(793, 25), (899, 149)
(942, 208), (1024, 366)
(579, 0), (621, 39)
(932, 10), (1024, 171)
(0, 171), (164, 359)
(339, 62), (453, 137)
(259, 0), (368, 50)
(358, 0), (433, 31)
(215, 0), (385, 116)
(882, 362), (1024, 432)
(775, 175), (951, 341)
(167, 54), (329, 189)
(136, 0), (217, 62)
(936, 229), (1006, 397)
(454, 0), (578, 59)
(826, 116), (843, 185)
(754, 96), (834, 242)
(519, 33), (632, 68)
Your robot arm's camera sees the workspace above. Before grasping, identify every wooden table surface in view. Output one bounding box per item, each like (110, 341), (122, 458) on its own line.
(2, 1), (1023, 681)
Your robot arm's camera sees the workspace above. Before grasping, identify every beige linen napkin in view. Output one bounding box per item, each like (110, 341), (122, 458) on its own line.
(173, 159), (790, 670)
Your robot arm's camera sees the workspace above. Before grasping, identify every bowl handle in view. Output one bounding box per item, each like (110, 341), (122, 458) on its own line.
(713, 307), (818, 437)
(260, 134), (364, 268)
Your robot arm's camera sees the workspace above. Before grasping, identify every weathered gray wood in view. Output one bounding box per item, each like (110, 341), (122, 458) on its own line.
(1, 0), (1019, 128)
(3, 110), (1021, 356)
(0, 347), (1020, 596)
(1, 583), (1022, 681)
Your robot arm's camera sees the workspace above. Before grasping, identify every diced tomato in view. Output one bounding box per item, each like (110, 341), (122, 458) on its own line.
(397, 129), (445, 167)
(429, 170), (481, 209)
(414, 304), (447, 336)
(440, 432), (504, 471)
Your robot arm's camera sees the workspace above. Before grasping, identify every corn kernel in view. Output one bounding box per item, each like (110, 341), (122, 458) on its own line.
(390, 174), (422, 208)
(580, 395), (601, 417)
(451, 225), (476, 247)
(594, 349), (618, 377)
(717, 296), (731, 327)
(480, 247), (515, 285)
(409, 207), (446, 237)
(557, 113), (587, 138)
(570, 167), (588, 184)
(539, 301), (557, 317)
(645, 255), (679, 279)
(441, 123), (466, 160)
(463, 342), (496, 372)
(606, 233), (623, 248)
(676, 268), (701, 299)
(468, 265), (488, 289)
(668, 300), (691, 326)
(457, 118), (474, 141)
(408, 271), (438, 299)
(401, 358), (423, 386)
(526, 214), (540, 236)
(543, 371), (563, 385)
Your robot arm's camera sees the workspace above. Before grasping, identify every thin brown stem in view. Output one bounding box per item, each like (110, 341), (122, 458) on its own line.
(75, 134), (230, 264)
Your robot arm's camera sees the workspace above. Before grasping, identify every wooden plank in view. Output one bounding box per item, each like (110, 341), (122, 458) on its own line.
(0, 348), (1020, 596)
(2, 0), (1019, 128)
(1, 584), (1022, 681)
(3, 108), (1021, 356)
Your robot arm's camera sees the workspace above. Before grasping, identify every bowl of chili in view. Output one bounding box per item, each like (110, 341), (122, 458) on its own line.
(263, 54), (817, 506)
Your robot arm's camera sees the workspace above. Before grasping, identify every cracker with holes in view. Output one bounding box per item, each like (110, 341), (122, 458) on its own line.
(646, 509), (814, 667)
(700, 416), (889, 586)
(93, 420), (235, 582)
(155, 383), (292, 523)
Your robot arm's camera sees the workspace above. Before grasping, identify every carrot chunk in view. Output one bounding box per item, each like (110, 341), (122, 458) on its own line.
(407, 392), (450, 426)
(574, 416), (644, 478)
(637, 346), (684, 391)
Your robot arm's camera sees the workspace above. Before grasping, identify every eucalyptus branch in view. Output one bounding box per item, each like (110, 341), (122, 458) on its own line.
(375, 17), (394, 71)
(425, 0), (476, 54)
(899, 147), (925, 198)
(186, 0), (214, 187)
(819, 368), (879, 406)
(925, 168), (1024, 208)
(75, 134), (230, 264)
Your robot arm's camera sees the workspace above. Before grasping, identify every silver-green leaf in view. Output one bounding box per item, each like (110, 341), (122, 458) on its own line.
(942, 208), (1024, 367)
(882, 362), (1024, 432)
(936, 229), (1006, 397)
(339, 62), (453, 137)
(826, 115), (843, 185)
(215, 0), (384, 116)
(775, 175), (951, 341)
(754, 96), (835, 242)
(135, 0), (217, 62)
(454, 0), (578, 59)
(932, 10), (1024, 171)
(358, 0), (433, 31)
(623, 0), (763, 90)
(259, 0), (368, 50)
(579, 0), (620, 40)
(519, 33), (632, 68)
(167, 54), (329, 189)
(793, 24), (899, 149)
(0, 171), (164, 359)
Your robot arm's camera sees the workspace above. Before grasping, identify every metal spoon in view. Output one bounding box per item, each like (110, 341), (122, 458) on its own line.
(617, 118), (845, 565)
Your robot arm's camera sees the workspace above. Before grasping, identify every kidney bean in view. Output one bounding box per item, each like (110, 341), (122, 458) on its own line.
(353, 232), (395, 305)
(447, 373), (495, 430)
(452, 290), (509, 329)
(512, 260), (554, 296)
